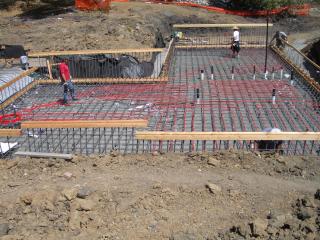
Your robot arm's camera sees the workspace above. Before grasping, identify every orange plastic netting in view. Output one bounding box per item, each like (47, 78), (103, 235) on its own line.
(111, 0), (310, 17)
(75, 0), (111, 11)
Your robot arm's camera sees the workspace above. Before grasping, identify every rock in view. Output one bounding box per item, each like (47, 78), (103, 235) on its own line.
(207, 157), (220, 167)
(47, 161), (56, 167)
(250, 218), (268, 237)
(20, 193), (33, 205)
(7, 182), (21, 188)
(302, 223), (317, 234)
(314, 189), (320, 200)
(228, 189), (241, 198)
(206, 183), (221, 194)
(76, 199), (95, 211)
(282, 218), (300, 231)
(276, 156), (287, 164)
(110, 149), (119, 157)
(0, 223), (9, 237)
(297, 208), (314, 220)
(230, 223), (250, 238)
(68, 209), (81, 230)
(170, 232), (204, 240)
(30, 190), (58, 209)
(77, 186), (92, 199)
(152, 151), (159, 156)
(62, 188), (78, 201)
(6, 161), (18, 169)
(187, 152), (197, 158)
(63, 172), (73, 179)
(301, 196), (316, 208)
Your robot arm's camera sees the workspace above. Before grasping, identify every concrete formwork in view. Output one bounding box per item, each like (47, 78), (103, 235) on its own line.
(0, 47), (319, 155)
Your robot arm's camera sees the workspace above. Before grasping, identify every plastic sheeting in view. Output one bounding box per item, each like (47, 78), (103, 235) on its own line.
(0, 45), (26, 59)
(75, 0), (110, 11)
(53, 54), (154, 78)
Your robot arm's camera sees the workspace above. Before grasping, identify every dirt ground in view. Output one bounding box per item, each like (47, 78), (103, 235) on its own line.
(0, 2), (320, 52)
(0, 151), (319, 239)
(0, 2), (320, 240)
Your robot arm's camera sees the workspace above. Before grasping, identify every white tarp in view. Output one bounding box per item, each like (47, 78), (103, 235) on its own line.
(0, 142), (18, 154)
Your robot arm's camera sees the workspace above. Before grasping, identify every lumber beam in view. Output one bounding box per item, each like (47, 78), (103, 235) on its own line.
(0, 129), (22, 137)
(21, 119), (149, 129)
(176, 44), (266, 49)
(46, 59), (53, 80)
(136, 131), (320, 141)
(0, 81), (38, 109)
(271, 45), (320, 93)
(15, 151), (73, 160)
(173, 23), (273, 28)
(37, 77), (168, 84)
(29, 48), (164, 57)
(0, 67), (38, 91)
(284, 42), (320, 71)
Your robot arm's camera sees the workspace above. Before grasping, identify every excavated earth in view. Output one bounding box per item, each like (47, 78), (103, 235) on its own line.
(0, 2), (320, 240)
(0, 151), (319, 239)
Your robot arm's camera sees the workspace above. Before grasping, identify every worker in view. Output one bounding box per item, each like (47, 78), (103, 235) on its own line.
(20, 53), (29, 70)
(271, 31), (288, 50)
(231, 26), (240, 58)
(256, 127), (283, 154)
(59, 59), (77, 104)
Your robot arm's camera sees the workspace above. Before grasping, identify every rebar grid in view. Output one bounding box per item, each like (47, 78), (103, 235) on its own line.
(0, 47), (319, 155)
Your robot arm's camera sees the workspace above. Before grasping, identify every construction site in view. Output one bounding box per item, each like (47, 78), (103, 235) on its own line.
(0, 1), (319, 239)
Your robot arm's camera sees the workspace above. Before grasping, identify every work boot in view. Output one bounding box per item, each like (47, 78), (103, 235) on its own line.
(62, 100), (68, 104)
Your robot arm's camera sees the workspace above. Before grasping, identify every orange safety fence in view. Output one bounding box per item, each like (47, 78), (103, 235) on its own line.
(76, 0), (111, 11)
(111, 0), (310, 17)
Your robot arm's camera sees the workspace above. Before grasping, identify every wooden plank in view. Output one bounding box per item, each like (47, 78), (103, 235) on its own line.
(271, 46), (320, 93)
(37, 77), (168, 84)
(136, 131), (320, 141)
(176, 44), (266, 49)
(46, 59), (53, 80)
(173, 23), (273, 28)
(21, 119), (149, 129)
(0, 67), (38, 91)
(285, 42), (320, 71)
(29, 48), (164, 57)
(15, 151), (73, 160)
(0, 129), (22, 137)
(0, 81), (38, 109)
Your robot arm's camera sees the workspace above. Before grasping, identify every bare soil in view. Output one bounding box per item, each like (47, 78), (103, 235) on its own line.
(1, 2), (320, 52)
(0, 2), (320, 240)
(0, 151), (319, 239)
(1, 2), (258, 51)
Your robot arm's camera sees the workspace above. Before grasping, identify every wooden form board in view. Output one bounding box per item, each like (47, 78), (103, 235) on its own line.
(0, 67), (38, 91)
(0, 81), (37, 110)
(21, 119), (149, 129)
(0, 129), (22, 137)
(29, 48), (164, 57)
(173, 23), (273, 28)
(37, 77), (168, 84)
(136, 131), (320, 141)
(176, 44), (266, 49)
(285, 42), (320, 71)
(271, 46), (320, 93)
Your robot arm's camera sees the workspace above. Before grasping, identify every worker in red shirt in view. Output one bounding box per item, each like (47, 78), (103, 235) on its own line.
(59, 59), (77, 104)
